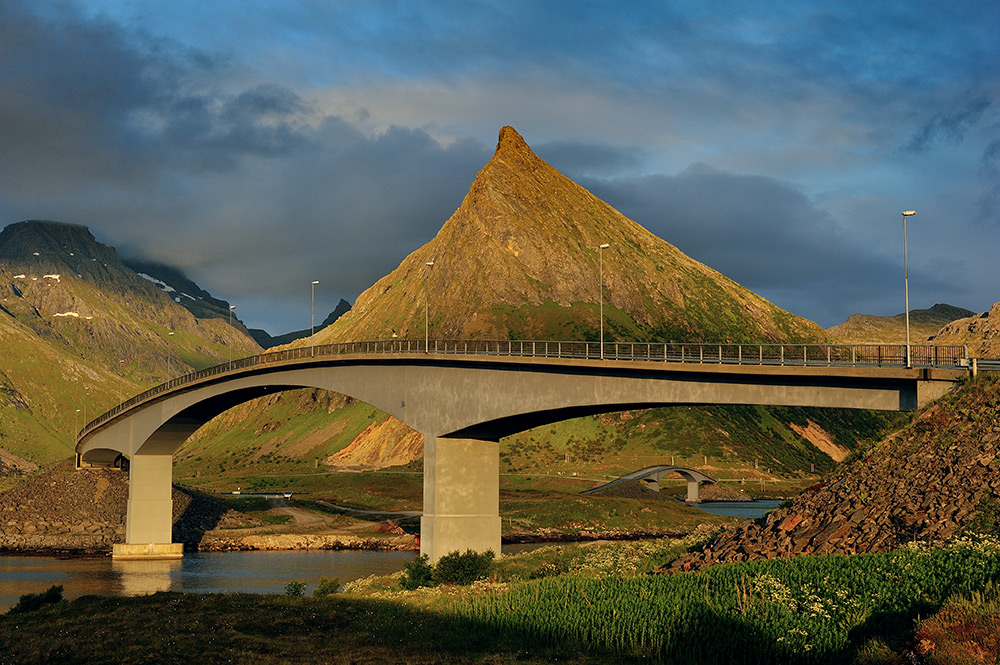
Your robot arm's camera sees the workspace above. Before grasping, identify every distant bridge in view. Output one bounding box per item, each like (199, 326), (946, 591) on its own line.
(580, 465), (717, 503)
(75, 339), (969, 561)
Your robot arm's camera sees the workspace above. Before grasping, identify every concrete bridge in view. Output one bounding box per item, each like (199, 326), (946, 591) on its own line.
(75, 339), (969, 561)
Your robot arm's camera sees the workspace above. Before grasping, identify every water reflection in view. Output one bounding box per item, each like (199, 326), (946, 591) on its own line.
(693, 500), (782, 519)
(112, 558), (181, 597)
(1, 550), (416, 610)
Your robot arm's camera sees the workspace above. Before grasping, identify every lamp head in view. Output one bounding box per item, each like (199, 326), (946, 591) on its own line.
(599, 243), (610, 249)
(902, 210), (916, 216)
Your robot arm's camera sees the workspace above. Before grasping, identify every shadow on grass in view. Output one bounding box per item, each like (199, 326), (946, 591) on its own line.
(171, 486), (236, 547)
(0, 590), (879, 665)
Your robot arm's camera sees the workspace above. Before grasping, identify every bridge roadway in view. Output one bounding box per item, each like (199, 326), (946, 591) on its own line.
(75, 339), (969, 561)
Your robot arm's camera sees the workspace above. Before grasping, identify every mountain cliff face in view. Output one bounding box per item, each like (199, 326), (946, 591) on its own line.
(317, 127), (823, 345)
(928, 301), (1000, 357)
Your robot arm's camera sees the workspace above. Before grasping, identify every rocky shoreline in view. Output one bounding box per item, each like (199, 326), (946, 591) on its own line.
(0, 461), (422, 557)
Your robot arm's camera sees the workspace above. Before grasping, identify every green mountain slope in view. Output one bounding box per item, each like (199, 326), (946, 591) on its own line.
(0, 220), (262, 468)
(0, 312), (125, 466)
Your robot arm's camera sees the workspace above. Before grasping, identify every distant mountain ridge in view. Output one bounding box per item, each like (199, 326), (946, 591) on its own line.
(826, 303), (975, 345)
(250, 299), (352, 348)
(316, 126), (824, 345)
(122, 258), (235, 322)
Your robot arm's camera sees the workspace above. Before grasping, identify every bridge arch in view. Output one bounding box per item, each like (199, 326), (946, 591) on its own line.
(75, 342), (968, 561)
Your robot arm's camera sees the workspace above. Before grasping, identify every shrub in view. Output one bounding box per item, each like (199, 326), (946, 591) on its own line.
(284, 580), (306, 597)
(8, 585), (63, 614)
(433, 549), (495, 586)
(967, 493), (1000, 537)
(400, 555), (435, 590)
(312, 577), (340, 597)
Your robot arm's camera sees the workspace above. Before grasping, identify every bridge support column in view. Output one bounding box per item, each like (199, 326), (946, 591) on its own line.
(114, 453), (182, 560)
(685, 479), (701, 503)
(420, 436), (501, 563)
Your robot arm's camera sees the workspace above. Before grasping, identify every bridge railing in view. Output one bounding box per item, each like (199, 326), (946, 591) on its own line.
(77, 339), (969, 441)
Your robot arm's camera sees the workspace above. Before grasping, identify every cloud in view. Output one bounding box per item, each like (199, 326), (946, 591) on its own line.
(905, 94), (993, 153)
(580, 167), (964, 326)
(2, 0), (998, 335)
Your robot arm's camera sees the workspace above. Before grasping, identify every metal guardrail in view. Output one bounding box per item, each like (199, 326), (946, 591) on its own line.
(976, 358), (1000, 372)
(77, 339), (969, 442)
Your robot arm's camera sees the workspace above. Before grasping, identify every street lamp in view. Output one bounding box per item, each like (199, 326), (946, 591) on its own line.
(228, 305), (236, 366)
(424, 261), (434, 353)
(598, 243), (610, 359)
(311, 280), (320, 337)
(902, 210), (916, 368)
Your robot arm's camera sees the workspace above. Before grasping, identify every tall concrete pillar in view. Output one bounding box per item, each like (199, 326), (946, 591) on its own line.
(420, 436), (501, 562)
(114, 453), (182, 560)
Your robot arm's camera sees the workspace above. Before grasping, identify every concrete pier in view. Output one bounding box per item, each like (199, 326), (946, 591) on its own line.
(420, 436), (501, 562)
(118, 453), (181, 560)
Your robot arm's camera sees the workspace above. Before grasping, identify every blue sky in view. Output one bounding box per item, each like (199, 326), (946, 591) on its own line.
(2, 1), (998, 334)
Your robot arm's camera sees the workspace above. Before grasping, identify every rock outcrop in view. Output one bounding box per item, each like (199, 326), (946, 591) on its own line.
(668, 375), (1000, 571)
(0, 461), (259, 554)
(928, 301), (1000, 357)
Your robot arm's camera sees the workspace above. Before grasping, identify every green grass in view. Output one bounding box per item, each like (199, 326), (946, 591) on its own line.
(4, 537), (999, 664)
(499, 485), (730, 536)
(216, 496), (293, 525)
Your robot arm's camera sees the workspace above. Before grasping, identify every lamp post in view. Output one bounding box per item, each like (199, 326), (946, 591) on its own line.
(599, 243), (610, 360)
(311, 280), (320, 337)
(228, 305), (236, 366)
(424, 261), (434, 353)
(902, 210), (916, 368)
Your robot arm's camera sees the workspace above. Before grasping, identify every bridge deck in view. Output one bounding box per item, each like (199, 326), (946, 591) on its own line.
(77, 338), (969, 445)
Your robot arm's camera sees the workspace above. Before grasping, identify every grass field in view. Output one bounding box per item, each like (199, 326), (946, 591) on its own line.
(3, 536), (998, 664)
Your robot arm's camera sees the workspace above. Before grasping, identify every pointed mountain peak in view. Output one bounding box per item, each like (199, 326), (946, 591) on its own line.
(495, 125), (529, 155)
(489, 125), (550, 174)
(319, 126), (824, 345)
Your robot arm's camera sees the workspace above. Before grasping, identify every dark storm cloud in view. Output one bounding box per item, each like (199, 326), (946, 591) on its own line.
(2, 0), (997, 333)
(580, 167), (961, 326)
(534, 141), (646, 178)
(0, 2), (316, 187)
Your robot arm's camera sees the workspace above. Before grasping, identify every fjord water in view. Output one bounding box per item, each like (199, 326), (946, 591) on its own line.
(0, 550), (417, 610)
(694, 500), (782, 519)
(1, 502), (781, 610)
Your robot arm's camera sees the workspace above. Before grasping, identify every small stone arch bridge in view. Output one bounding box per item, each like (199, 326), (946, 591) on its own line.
(75, 339), (968, 561)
